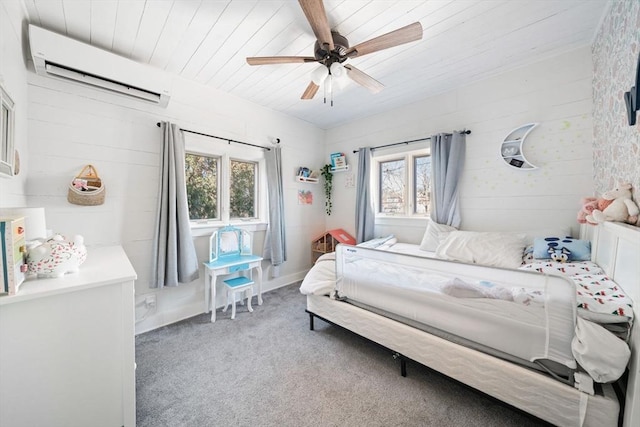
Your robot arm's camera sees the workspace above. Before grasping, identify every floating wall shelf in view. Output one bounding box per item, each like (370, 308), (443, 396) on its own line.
(330, 165), (350, 173)
(500, 123), (539, 170)
(296, 176), (318, 184)
(296, 166), (319, 183)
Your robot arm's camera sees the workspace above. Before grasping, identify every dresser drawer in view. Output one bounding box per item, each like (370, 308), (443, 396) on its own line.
(228, 263), (250, 273)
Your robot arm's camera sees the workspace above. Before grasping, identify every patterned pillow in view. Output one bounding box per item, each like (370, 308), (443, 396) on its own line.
(532, 237), (591, 261)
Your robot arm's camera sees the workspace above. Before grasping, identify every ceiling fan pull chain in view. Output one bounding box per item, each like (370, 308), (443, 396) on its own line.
(323, 79), (327, 104)
(330, 75), (334, 107)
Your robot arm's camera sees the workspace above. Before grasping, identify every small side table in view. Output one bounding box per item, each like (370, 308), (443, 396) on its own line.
(203, 254), (263, 322)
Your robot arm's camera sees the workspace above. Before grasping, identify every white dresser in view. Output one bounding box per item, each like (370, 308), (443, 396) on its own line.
(0, 246), (137, 427)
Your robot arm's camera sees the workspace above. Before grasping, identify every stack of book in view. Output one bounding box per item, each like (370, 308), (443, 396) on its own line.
(0, 216), (28, 295)
(330, 152), (346, 169)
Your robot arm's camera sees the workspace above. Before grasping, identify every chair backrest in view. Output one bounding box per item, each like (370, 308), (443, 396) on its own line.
(209, 226), (252, 262)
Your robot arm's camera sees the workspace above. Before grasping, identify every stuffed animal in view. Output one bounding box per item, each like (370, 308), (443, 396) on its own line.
(585, 183), (639, 225)
(547, 244), (571, 263)
(577, 197), (613, 225)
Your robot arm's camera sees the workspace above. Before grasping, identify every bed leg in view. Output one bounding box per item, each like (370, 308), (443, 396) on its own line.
(393, 353), (407, 377)
(309, 313), (314, 331)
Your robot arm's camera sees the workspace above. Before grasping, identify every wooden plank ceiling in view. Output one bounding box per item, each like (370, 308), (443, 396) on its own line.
(22, 0), (609, 129)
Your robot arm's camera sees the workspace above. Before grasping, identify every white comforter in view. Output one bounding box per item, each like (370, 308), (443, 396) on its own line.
(300, 252), (337, 296)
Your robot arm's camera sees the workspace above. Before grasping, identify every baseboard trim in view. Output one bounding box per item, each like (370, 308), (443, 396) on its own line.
(135, 270), (307, 335)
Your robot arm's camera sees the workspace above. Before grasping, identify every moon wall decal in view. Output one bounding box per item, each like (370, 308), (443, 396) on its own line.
(500, 123), (539, 170)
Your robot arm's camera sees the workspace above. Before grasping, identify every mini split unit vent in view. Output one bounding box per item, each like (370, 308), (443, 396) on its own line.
(29, 25), (171, 107)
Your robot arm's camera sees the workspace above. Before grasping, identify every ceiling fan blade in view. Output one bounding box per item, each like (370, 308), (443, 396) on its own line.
(301, 81), (320, 99)
(247, 56), (317, 65)
(299, 0), (334, 51)
(346, 22), (423, 58)
(344, 65), (384, 94)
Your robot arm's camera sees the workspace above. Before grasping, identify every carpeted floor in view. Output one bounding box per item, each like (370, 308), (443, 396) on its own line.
(135, 284), (549, 426)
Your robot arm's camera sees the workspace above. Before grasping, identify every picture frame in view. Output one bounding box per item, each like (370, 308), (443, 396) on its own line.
(0, 82), (16, 178)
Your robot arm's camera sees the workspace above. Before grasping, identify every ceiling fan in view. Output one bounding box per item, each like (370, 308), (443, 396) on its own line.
(246, 0), (423, 103)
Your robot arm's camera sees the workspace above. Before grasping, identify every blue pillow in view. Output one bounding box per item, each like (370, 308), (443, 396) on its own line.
(533, 237), (591, 261)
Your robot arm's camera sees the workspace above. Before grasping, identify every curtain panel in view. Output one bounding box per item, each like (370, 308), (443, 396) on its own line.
(430, 131), (466, 228)
(263, 145), (287, 271)
(355, 147), (375, 243)
(151, 122), (199, 288)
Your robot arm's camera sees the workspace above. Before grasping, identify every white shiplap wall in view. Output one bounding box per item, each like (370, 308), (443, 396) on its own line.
(325, 46), (594, 243)
(5, 0), (596, 332)
(25, 72), (326, 333)
(0, 1), (29, 206)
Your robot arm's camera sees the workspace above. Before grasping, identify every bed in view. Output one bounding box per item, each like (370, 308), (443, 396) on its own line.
(300, 221), (640, 427)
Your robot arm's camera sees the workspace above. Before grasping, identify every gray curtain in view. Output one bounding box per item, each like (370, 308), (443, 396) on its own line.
(430, 131), (466, 228)
(263, 145), (286, 269)
(355, 147), (375, 243)
(151, 122), (199, 288)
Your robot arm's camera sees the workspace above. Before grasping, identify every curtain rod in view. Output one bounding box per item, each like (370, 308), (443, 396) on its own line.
(156, 122), (273, 151)
(352, 129), (471, 154)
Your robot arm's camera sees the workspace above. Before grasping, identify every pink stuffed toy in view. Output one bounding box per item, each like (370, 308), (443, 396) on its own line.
(577, 197), (612, 226)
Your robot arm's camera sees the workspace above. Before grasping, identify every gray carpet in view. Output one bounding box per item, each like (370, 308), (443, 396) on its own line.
(136, 284), (548, 427)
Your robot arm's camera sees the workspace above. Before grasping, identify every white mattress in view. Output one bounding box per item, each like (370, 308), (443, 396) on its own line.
(306, 294), (619, 427)
(335, 245), (577, 368)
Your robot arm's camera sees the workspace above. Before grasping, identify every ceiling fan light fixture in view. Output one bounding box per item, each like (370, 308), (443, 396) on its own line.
(311, 65), (329, 85)
(249, 1), (422, 103)
(329, 62), (346, 79)
(334, 72), (350, 90)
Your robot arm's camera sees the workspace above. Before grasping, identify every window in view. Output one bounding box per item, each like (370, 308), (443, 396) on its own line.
(414, 155), (431, 214)
(229, 159), (257, 218)
(0, 83), (15, 178)
(185, 153), (219, 220)
(375, 149), (431, 217)
(184, 133), (265, 225)
(379, 158), (406, 214)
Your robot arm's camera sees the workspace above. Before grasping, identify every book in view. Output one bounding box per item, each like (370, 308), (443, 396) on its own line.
(330, 152), (346, 169)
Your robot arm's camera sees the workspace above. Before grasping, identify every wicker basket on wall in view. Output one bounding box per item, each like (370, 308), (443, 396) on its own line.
(67, 164), (105, 206)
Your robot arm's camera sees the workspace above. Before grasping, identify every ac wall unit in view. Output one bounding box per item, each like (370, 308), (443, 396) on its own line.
(29, 25), (171, 107)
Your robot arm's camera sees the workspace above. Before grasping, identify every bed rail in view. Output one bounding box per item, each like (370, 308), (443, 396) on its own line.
(335, 244), (577, 370)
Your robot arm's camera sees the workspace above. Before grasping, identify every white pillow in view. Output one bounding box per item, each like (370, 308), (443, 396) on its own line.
(518, 228), (572, 245)
(419, 221), (457, 252)
(435, 231), (527, 269)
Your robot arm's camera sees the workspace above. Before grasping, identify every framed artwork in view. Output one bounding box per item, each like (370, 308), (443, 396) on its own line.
(298, 190), (313, 205)
(344, 172), (355, 188)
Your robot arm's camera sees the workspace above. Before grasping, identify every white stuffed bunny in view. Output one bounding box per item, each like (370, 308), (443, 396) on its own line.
(586, 183), (639, 225)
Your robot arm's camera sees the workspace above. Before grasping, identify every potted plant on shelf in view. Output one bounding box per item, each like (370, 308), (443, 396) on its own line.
(321, 164), (333, 215)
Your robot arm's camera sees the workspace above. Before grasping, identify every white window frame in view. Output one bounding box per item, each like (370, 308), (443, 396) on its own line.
(373, 147), (431, 218)
(0, 82), (16, 178)
(184, 133), (267, 230)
